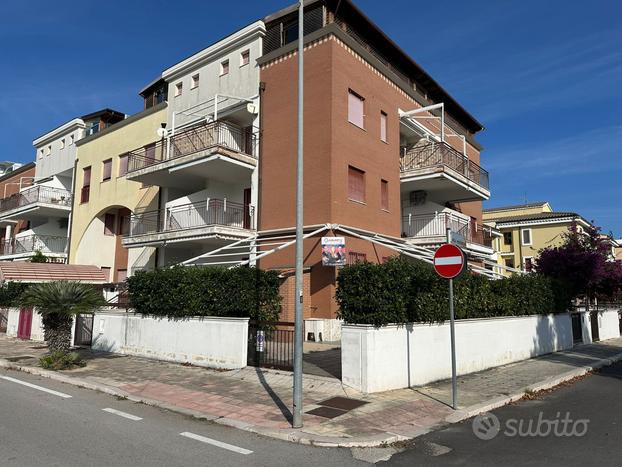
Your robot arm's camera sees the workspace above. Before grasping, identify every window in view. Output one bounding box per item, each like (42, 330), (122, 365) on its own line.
(102, 159), (112, 182)
(524, 257), (534, 273)
(283, 21), (298, 45)
(174, 82), (183, 97)
(81, 166), (91, 203)
(380, 179), (389, 211)
(380, 111), (387, 142)
(117, 215), (129, 236)
(220, 60), (229, 75)
(348, 90), (365, 129)
(348, 166), (365, 203)
(118, 154), (128, 177)
(505, 258), (515, 269)
(104, 213), (116, 236)
(47, 145), (51, 156)
(348, 251), (367, 264)
(521, 228), (532, 246)
(60, 139), (65, 149)
(70, 135), (75, 145)
(503, 232), (512, 245)
(39, 149), (44, 160)
(240, 49), (250, 66)
(191, 74), (199, 89)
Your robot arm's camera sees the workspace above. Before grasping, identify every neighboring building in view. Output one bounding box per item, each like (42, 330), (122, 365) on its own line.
(0, 161), (23, 177)
(483, 202), (591, 273)
(123, 21), (263, 266)
(615, 239), (622, 261)
(0, 110), (124, 262)
(0, 162), (36, 259)
(69, 103), (167, 282)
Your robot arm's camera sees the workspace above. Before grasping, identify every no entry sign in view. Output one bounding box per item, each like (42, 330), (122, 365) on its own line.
(433, 244), (466, 279)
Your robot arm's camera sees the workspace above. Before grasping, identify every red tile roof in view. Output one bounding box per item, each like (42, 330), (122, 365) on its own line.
(0, 263), (108, 283)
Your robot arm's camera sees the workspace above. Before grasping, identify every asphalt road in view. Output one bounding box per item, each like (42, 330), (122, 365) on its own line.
(0, 368), (366, 467)
(386, 361), (622, 466)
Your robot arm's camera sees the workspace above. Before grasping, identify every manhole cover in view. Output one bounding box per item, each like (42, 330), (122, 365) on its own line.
(318, 396), (368, 411)
(305, 406), (347, 419)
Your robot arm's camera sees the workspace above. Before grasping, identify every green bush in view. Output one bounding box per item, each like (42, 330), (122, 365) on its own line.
(0, 282), (28, 307)
(336, 257), (564, 326)
(127, 266), (281, 321)
(40, 351), (85, 370)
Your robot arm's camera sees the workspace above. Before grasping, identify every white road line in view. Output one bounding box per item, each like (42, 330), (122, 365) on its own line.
(179, 432), (253, 455)
(0, 375), (72, 399)
(102, 408), (143, 421)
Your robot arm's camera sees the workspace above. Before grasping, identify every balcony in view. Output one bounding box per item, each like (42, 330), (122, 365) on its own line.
(402, 212), (493, 249)
(123, 198), (255, 248)
(125, 121), (257, 189)
(0, 186), (72, 221)
(400, 141), (490, 201)
(0, 234), (68, 260)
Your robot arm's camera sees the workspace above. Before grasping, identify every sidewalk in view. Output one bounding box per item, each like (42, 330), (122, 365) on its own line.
(1, 335), (621, 447)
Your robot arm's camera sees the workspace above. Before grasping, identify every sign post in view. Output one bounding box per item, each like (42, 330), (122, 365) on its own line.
(433, 232), (466, 410)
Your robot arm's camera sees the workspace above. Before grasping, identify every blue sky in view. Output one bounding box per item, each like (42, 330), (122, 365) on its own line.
(1, 1), (620, 235)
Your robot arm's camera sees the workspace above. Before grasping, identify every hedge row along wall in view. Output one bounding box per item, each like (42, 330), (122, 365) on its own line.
(336, 258), (567, 327)
(127, 266), (282, 321)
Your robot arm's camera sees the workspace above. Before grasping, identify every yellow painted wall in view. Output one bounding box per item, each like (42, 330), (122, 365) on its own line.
(483, 202), (552, 221)
(69, 104), (167, 271)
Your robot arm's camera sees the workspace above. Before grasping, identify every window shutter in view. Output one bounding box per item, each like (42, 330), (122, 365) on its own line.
(381, 179), (389, 210)
(348, 91), (364, 128)
(380, 112), (387, 142)
(119, 155), (128, 176)
(83, 167), (91, 186)
(103, 159), (112, 181)
(104, 213), (116, 235)
(348, 166), (365, 203)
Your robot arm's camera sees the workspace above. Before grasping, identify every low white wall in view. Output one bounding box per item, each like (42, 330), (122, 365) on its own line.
(597, 309), (620, 341)
(91, 312), (249, 369)
(342, 314), (575, 393)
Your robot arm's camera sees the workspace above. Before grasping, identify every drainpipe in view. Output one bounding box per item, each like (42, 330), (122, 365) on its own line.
(65, 158), (78, 265)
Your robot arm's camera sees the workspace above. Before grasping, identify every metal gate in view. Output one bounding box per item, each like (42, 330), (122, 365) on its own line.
(17, 308), (33, 340)
(74, 314), (94, 346)
(571, 313), (583, 343)
(247, 321), (294, 371)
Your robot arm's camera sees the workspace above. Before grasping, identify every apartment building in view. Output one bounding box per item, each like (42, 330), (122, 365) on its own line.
(122, 21), (264, 266)
(0, 110), (124, 262)
(69, 103), (167, 282)
(483, 201), (592, 273)
(0, 162), (36, 259)
(251, 0), (492, 320)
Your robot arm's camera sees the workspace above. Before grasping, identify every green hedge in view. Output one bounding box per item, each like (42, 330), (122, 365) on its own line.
(0, 282), (28, 307)
(127, 266), (281, 321)
(336, 258), (564, 326)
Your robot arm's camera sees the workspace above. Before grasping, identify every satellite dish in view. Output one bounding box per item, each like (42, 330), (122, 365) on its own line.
(156, 127), (167, 138)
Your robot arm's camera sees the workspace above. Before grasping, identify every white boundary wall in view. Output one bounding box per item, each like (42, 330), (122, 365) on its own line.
(595, 309), (620, 341)
(6, 308), (45, 342)
(91, 311), (249, 369)
(342, 314), (575, 393)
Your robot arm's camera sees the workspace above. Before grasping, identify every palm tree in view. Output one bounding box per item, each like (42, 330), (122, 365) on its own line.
(21, 281), (106, 354)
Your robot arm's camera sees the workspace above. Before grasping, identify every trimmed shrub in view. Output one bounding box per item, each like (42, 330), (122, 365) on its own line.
(336, 257), (564, 326)
(127, 266), (281, 321)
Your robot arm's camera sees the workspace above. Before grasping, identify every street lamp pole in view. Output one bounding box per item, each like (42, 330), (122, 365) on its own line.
(292, 0), (305, 429)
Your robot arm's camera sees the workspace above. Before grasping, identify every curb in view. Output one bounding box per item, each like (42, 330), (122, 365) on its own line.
(2, 351), (622, 448)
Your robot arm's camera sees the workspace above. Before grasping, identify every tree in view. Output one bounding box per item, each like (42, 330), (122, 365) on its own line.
(20, 281), (105, 354)
(536, 222), (622, 300)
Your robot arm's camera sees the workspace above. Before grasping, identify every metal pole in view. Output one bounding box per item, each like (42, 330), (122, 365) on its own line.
(292, 0), (304, 429)
(447, 228), (457, 409)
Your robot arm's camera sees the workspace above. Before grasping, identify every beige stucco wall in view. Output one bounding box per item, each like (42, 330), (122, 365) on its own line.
(69, 104), (167, 273)
(497, 222), (571, 273)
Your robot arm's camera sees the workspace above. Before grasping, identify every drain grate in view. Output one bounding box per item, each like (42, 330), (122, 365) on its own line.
(306, 406), (348, 419)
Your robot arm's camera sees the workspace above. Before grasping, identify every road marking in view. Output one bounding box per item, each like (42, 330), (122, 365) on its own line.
(102, 408), (143, 421)
(179, 432), (253, 455)
(0, 375), (72, 399)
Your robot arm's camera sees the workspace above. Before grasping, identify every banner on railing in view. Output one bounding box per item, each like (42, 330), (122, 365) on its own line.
(321, 236), (346, 266)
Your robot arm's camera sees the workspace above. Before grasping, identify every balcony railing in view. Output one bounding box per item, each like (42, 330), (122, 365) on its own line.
(127, 121), (257, 174)
(402, 212), (493, 248)
(128, 199), (255, 238)
(0, 234), (67, 256)
(400, 141), (490, 190)
(0, 185), (72, 214)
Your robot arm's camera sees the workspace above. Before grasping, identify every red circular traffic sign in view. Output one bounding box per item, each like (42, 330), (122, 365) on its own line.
(433, 244), (466, 279)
